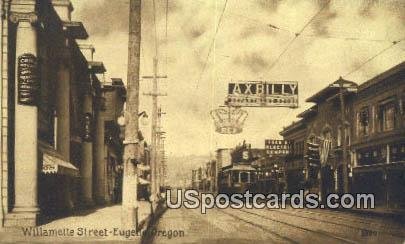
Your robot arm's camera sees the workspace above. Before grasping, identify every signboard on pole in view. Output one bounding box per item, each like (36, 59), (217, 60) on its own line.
(265, 139), (292, 156)
(226, 81), (298, 108)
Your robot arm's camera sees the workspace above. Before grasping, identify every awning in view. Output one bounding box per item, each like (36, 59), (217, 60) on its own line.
(138, 164), (151, 171)
(223, 164), (256, 172)
(138, 178), (150, 185)
(42, 152), (80, 177)
(353, 161), (405, 173)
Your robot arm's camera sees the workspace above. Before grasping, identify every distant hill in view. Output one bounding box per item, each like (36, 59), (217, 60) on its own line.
(164, 154), (211, 188)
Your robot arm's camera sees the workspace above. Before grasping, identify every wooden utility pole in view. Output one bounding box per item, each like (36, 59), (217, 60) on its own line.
(331, 77), (355, 194)
(157, 108), (166, 189)
(122, 0), (141, 230)
(143, 59), (167, 205)
(338, 82), (349, 193)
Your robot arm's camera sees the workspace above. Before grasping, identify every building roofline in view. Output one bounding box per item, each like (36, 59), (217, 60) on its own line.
(63, 21), (88, 40)
(297, 105), (317, 118)
(279, 119), (305, 136)
(88, 61), (106, 74)
(306, 78), (358, 103)
(358, 61), (405, 92)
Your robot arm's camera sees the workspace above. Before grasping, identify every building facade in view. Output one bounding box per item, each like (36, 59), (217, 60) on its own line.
(351, 62), (405, 209)
(279, 121), (307, 194)
(280, 62), (405, 209)
(0, 0), (126, 227)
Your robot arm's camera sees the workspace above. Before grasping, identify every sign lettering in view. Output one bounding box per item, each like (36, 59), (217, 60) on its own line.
(17, 53), (40, 106)
(227, 81), (299, 108)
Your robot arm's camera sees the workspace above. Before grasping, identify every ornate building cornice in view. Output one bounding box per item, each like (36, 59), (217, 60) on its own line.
(9, 11), (37, 24)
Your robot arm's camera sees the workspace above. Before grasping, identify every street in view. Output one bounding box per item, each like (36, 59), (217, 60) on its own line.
(148, 207), (405, 244)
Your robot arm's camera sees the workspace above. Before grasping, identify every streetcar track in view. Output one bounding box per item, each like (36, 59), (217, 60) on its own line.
(268, 208), (405, 239)
(235, 208), (358, 244)
(290, 209), (405, 235)
(292, 208), (400, 226)
(217, 209), (298, 244)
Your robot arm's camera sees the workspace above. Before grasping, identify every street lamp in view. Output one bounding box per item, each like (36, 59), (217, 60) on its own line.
(139, 111), (149, 126)
(117, 111), (149, 126)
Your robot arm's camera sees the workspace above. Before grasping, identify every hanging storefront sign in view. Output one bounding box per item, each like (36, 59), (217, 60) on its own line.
(226, 81), (298, 108)
(210, 106), (248, 134)
(83, 113), (93, 142)
(265, 139), (292, 156)
(17, 53), (40, 105)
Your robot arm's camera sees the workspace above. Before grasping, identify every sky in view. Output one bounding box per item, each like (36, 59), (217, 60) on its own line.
(70, 0), (405, 158)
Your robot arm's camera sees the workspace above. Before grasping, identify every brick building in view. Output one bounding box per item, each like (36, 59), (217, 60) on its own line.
(280, 62), (405, 209)
(281, 78), (358, 199)
(351, 62), (405, 209)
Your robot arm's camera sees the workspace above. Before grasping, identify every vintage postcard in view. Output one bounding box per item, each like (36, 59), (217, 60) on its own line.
(0, 0), (404, 243)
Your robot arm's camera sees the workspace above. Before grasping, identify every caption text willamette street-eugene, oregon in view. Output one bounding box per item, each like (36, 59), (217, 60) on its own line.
(21, 227), (185, 239)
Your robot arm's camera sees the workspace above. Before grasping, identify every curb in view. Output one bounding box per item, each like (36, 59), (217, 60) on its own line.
(140, 200), (167, 244)
(138, 200), (167, 232)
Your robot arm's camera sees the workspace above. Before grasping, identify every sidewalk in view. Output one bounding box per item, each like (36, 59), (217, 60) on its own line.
(0, 201), (152, 243)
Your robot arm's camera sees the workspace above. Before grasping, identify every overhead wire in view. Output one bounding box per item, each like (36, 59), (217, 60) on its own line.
(165, 0), (169, 76)
(225, 11), (394, 43)
(343, 39), (403, 78)
(152, 0), (159, 58)
(195, 0), (228, 89)
(265, 0), (331, 75)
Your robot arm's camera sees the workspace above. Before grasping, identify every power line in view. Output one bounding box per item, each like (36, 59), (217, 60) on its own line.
(265, 0), (331, 75)
(165, 0), (169, 75)
(152, 0), (159, 58)
(225, 9), (395, 44)
(343, 40), (402, 78)
(300, 34), (391, 43)
(195, 0), (228, 89)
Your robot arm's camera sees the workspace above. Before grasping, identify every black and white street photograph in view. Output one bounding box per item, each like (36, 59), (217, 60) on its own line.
(0, 0), (404, 243)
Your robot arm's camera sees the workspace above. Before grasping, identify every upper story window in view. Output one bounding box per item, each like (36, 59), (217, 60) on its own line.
(378, 98), (396, 132)
(357, 106), (370, 137)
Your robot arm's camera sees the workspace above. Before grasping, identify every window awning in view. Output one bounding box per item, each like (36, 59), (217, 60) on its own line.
(138, 164), (151, 171)
(223, 164), (256, 172)
(138, 178), (150, 185)
(42, 152), (80, 177)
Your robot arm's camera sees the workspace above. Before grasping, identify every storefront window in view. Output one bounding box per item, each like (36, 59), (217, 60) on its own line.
(357, 146), (387, 166)
(391, 142), (405, 162)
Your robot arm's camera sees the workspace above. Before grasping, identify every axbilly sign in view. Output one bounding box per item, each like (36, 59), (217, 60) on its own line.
(226, 81), (298, 108)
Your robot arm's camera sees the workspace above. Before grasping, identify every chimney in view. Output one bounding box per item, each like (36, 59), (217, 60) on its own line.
(52, 0), (73, 22)
(79, 44), (95, 62)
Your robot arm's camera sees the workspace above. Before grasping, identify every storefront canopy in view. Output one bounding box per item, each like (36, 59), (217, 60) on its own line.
(42, 151), (79, 177)
(223, 164), (256, 172)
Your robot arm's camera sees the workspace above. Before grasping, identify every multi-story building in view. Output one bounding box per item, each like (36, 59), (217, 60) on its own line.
(215, 148), (232, 191)
(0, 0), (126, 227)
(280, 61), (405, 209)
(351, 61), (405, 209)
(280, 121), (307, 193)
(281, 78), (358, 200)
(204, 160), (217, 192)
(94, 78), (126, 204)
